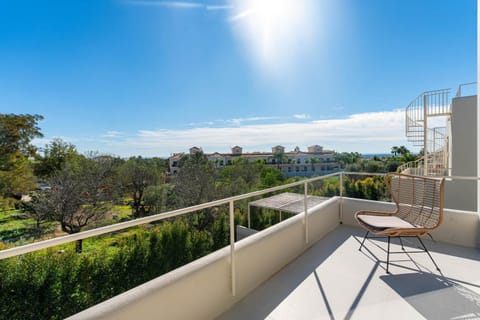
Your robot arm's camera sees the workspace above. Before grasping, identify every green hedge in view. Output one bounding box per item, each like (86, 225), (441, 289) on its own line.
(0, 218), (222, 320)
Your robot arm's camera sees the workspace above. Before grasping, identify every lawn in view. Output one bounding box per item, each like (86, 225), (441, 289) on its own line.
(0, 205), (134, 248)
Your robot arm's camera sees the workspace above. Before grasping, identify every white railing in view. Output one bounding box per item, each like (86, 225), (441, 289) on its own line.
(1, 171), (478, 302)
(455, 82), (477, 97)
(405, 88), (451, 146)
(0, 171), (347, 296)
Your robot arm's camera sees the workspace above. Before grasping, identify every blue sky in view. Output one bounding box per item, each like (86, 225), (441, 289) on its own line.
(0, 0), (476, 157)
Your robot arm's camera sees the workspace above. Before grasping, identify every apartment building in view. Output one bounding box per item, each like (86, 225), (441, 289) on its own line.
(169, 145), (339, 177)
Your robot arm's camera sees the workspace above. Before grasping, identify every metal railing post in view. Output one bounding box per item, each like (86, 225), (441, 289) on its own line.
(339, 172), (343, 222)
(424, 94), (429, 176)
(229, 200), (236, 296)
(247, 204), (251, 229)
(304, 181), (308, 244)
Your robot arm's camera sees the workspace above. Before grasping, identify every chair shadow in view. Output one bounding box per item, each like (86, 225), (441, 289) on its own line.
(380, 272), (480, 320)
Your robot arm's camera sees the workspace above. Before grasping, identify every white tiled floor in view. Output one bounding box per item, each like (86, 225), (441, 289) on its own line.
(218, 225), (480, 320)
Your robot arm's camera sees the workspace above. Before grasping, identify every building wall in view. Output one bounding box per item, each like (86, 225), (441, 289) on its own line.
(170, 146), (338, 177)
(444, 95), (477, 211)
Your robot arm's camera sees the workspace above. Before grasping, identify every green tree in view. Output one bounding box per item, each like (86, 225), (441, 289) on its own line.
(119, 157), (161, 218)
(143, 184), (173, 214)
(334, 152), (361, 169)
(0, 114), (44, 200)
(29, 155), (116, 252)
(397, 146), (410, 156)
(272, 151), (287, 169)
(173, 152), (216, 207)
(0, 113), (43, 158)
(34, 138), (79, 179)
(391, 146), (399, 156)
(218, 157), (263, 197)
(259, 166), (285, 188)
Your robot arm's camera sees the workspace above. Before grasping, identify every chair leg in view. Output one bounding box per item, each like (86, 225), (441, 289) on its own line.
(399, 237), (405, 251)
(359, 231), (369, 251)
(417, 236), (441, 271)
(386, 236), (391, 274)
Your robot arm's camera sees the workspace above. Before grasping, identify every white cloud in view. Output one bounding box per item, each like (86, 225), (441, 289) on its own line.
(125, 1), (204, 9)
(91, 109), (414, 157)
(102, 131), (124, 138)
(125, 1), (233, 11)
(226, 116), (282, 125)
(206, 5), (232, 11)
(293, 114), (310, 119)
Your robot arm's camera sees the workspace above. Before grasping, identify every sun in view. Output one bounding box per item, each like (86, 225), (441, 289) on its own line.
(230, 0), (318, 75)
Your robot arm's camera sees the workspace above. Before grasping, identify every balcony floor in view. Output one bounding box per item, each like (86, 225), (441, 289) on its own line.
(218, 225), (480, 320)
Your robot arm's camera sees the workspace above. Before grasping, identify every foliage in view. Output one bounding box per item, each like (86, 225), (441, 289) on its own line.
(0, 219), (220, 320)
(0, 155), (37, 198)
(218, 157), (264, 197)
(0, 113), (43, 158)
(143, 184), (173, 215)
(119, 157), (162, 218)
(334, 152), (361, 169)
(27, 155), (116, 251)
(173, 152), (216, 207)
(34, 138), (79, 179)
(0, 114), (43, 199)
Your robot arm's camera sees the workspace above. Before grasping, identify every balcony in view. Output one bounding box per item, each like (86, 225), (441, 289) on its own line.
(1, 173), (479, 319)
(53, 173), (479, 319)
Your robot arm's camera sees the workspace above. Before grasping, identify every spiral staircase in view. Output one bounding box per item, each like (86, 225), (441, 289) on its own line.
(399, 89), (451, 176)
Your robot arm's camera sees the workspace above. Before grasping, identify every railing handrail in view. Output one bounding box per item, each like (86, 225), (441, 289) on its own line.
(2, 171), (478, 262)
(0, 172), (340, 260)
(455, 82), (477, 97)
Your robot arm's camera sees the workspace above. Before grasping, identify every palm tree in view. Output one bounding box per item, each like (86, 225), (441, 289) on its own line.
(397, 146), (410, 156)
(273, 151), (287, 169)
(391, 146), (399, 157)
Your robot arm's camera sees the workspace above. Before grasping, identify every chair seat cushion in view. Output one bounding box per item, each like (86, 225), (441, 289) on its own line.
(357, 214), (417, 231)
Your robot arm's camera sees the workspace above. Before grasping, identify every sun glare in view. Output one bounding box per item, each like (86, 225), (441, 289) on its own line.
(230, 0), (318, 77)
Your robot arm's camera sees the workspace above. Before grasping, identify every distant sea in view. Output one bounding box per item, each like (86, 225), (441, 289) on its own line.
(361, 153), (391, 159)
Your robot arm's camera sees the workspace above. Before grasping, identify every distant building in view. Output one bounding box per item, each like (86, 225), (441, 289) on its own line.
(169, 145), (339, 177)
(189, 146), (203, 155)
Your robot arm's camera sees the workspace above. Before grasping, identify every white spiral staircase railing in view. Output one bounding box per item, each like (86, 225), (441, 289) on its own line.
(403, 89), (451, 176)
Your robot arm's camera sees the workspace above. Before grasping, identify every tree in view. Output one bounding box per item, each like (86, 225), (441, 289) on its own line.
(218, 157), (263, 197)
(334, 152), (361, 169)
(0, 114), (43, 200)
(0, 113), (43, 158)
(119, 157), (161, 218)
(259, 166), (285, 188)
(21, 191), (50, 230)
(173, 152), (216, 207)
(0, 156), (37, 199)
(143, 184), (173, 215)
(29, 154), (116, 252)
(397, 145), (410, 156)
(272, 151), (287, 169)
(391, 146), (400, 157)
(34, 138), (79, 179)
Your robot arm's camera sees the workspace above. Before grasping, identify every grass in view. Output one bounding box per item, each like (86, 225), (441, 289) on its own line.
(0, 205), (135, 249)
(0, 209), (55, 243)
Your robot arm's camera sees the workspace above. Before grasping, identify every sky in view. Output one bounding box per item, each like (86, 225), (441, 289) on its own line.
(0, 0), (476, 157)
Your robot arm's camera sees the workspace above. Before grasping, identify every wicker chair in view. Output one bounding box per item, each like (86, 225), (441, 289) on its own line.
(355, 172), (445, 273)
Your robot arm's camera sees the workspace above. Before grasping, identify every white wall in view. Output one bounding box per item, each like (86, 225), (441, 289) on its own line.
(445, 95), (478, 211)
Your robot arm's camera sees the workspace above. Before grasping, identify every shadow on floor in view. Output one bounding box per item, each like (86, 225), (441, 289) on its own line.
(216, 226), (355, 320)
(381, 272), (480, 320)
